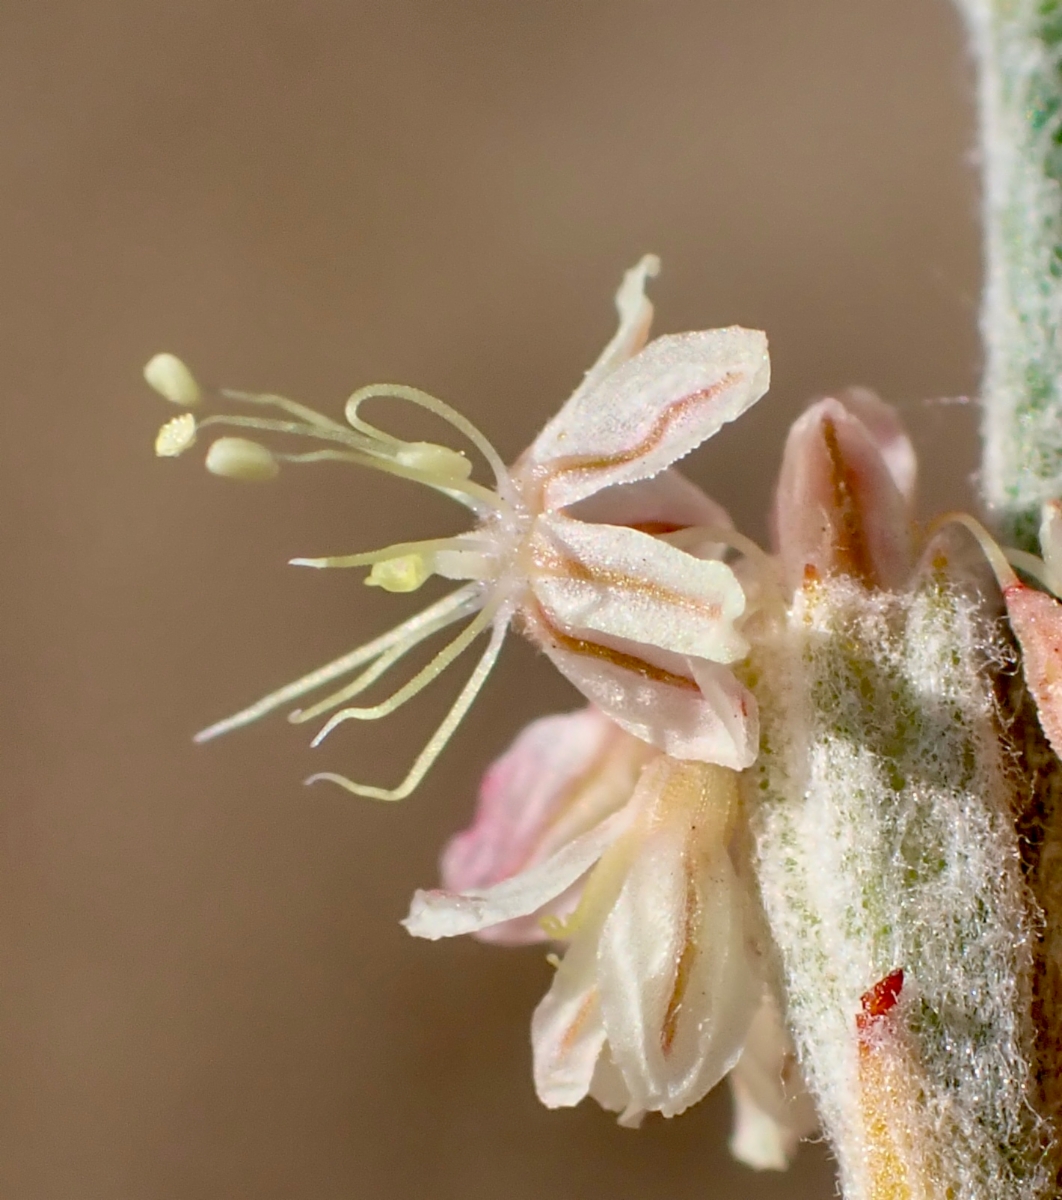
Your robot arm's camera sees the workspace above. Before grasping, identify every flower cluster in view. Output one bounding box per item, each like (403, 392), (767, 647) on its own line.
(149, 258), (1062, 1189)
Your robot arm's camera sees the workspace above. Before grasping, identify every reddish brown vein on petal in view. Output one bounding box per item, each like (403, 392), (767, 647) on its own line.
(661, 851), (701, 1057)
(543, 375), (740, 489)
(822, 416), (879, 588)
(531, 539), (724, 622)
(521, 604), (700, 692)
(559, 987), (600, 1056)
(625, 520), (690, 535)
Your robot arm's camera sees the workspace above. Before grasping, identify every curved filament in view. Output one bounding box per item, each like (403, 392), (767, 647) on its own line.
(194, 585), (481, 742)
(289, 595), (481, 724)
(310, 601), (500, 743)
(306, 618), (508, 801)
(346, 384), (512, 499)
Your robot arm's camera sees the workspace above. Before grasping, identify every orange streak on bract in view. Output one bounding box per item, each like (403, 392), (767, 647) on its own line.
(822, 416), (879, 588)
(855, 970), (924, 1200)
(544, 375), (740, 487)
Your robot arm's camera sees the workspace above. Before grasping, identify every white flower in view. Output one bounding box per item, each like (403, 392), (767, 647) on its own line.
(405, 746), (765, 1123)
(149, 258), (771, 797)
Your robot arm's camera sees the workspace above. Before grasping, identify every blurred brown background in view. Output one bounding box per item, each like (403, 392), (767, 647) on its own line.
(0, 2), (981, 1197)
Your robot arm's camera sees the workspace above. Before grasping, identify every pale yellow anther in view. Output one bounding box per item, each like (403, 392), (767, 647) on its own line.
(395, 442), (473, 480)
(144, 353), (201, 406)
(205, 436), (280, 482)
(365, 554), (432, 593)
(155, 413), (197, 458)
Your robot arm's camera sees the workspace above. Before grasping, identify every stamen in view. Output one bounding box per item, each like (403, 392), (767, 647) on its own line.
(156, 413), (197, 457)
(306, 619), (507, 801)
(310, 602), (500, 742)
(197, 414), (371, 451)
(345, 384), (513, 499)
(218, 388), (355, 437)
(289, 537), (474, 571)
(260, 446), (503, 514)
(289, 594), (480, 724)
(396, 443), (472, 480)
(194, 585), (482, 742)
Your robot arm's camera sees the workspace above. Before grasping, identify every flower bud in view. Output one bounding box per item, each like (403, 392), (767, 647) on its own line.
(205, 437), (279, 482)
(155, 413), (197, 458)
(772, 396), (912, 592)
(144, 353), (201, 406)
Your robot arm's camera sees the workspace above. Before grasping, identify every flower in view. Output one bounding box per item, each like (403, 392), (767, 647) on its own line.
(437, 706), (655, 945)
(148, 257), (770, 798)
(404, 715), (766, 1125)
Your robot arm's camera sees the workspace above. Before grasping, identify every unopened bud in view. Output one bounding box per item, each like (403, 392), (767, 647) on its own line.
(155, 412), (197, 457)
(205, 437), (279, 482)
(395, 441), (472, 480)
(773, 396), (912, 592)
(144, 353), (201, 406)
(366, 553), (431, 593)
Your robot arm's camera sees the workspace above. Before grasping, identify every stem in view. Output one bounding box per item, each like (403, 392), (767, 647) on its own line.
(956, 0), (1062, 548)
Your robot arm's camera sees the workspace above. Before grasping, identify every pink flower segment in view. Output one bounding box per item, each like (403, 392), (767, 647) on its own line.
(406, 717), (765, 1124)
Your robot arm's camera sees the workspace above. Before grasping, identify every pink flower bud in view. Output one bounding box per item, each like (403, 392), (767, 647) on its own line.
(772, 392), (914, 592)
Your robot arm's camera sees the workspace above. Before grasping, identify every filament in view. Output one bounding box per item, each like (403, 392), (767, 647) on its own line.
(346, 384), (513, 501)
(194, 584), (482, 742)
(928, 512), (1020, 589)
(288, 596), (478, 723)
(1004, 548), (1054, 591)
(310, 601), (500, 742)
(289, 536), (485, 571)
(306, 617), (508, 801)
(218, 388), (355, 436)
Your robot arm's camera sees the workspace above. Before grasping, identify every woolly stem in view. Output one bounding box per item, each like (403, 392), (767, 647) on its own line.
(956, 0), (1062, 549)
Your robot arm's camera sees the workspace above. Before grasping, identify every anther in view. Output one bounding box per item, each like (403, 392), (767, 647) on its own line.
(155, 413), (197, 458)
(205, 437), (280, 482)
(366, 554), (432, 593)
(144, 353), (201, 407)
(395, 442), (473, 480)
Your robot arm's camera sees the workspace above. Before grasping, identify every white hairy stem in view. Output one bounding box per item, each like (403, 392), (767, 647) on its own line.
(956, 0), (1062, 546)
